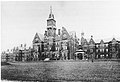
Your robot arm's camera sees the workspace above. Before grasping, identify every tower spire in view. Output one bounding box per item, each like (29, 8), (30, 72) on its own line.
(50, 6), (52, 14)
(48, 6), (54, 19)
(47, 6), (56, 36)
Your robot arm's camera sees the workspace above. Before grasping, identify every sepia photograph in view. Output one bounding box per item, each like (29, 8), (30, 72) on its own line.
(1, 1), (120, 82)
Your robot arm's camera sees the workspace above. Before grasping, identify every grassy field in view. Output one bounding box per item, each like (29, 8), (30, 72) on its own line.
(1, 61), (120, 82)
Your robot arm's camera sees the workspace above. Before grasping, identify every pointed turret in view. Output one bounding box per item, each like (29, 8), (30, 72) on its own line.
(47, 6), (56, 37)
(48, 6), (54, 19)
(47, 6), (56, 27)
(89, 35), (95, 44)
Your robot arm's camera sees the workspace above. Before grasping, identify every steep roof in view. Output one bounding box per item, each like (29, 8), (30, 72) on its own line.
(100, 39), (104, 44)
(61, 27), (70, 40)
(89, 36), (95, 44)
(37, 33), (44, 41)
(84, 39), (88, 45)
(33, 33), (44, 43)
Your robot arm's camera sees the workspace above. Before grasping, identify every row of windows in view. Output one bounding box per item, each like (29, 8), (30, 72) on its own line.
(83, 43), (119, 48)
(96, 49), (108, 52)
(56, 47), (59, 51)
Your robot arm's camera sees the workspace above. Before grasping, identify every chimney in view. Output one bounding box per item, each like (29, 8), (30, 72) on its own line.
(21, 44), (23, 47)
(58, 29), (61, 35)
(91, 35), (93, 38)
(44, 31), (47, 36)
(24, 44), (26, 49)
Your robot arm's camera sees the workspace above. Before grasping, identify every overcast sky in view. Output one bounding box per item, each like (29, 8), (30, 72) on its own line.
(1, 1), (120, 51)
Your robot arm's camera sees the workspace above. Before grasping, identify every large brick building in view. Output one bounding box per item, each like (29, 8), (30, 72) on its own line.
(2, 7), (120, 62)
(80, 32), (120, 60)
(32, 7), (79, 60)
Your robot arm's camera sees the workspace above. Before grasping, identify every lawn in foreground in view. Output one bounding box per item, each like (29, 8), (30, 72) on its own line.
(1, 61), (120, 81)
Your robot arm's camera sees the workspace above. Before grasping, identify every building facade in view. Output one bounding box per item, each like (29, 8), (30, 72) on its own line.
(81, 32), (120, 59)
(32, 7), (79, 60)
(2, 7), (120, 62)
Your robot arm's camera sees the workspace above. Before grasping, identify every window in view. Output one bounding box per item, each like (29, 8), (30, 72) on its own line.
(106, 54), (108, 57)
(106, 49), (108, 52)
(96, 50), (98, 52)
(112, 47), (116, 52)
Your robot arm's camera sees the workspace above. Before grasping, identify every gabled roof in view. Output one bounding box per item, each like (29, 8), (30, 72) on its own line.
(89, 36), (95, 44)
(111, 38), (117, 44)
(61, 27), (70, 40)
(33, 33), (44, 43)
(81, 37), (85, 43)
(100, 39), (104, 44)
(37, 33), (44, 41)
(84, 39), (88, 45)
(108, 38), (117, 43)
(112, 38), (116, 42)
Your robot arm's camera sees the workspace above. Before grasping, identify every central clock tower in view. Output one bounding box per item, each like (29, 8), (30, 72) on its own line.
(47, 6), (56, 37)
